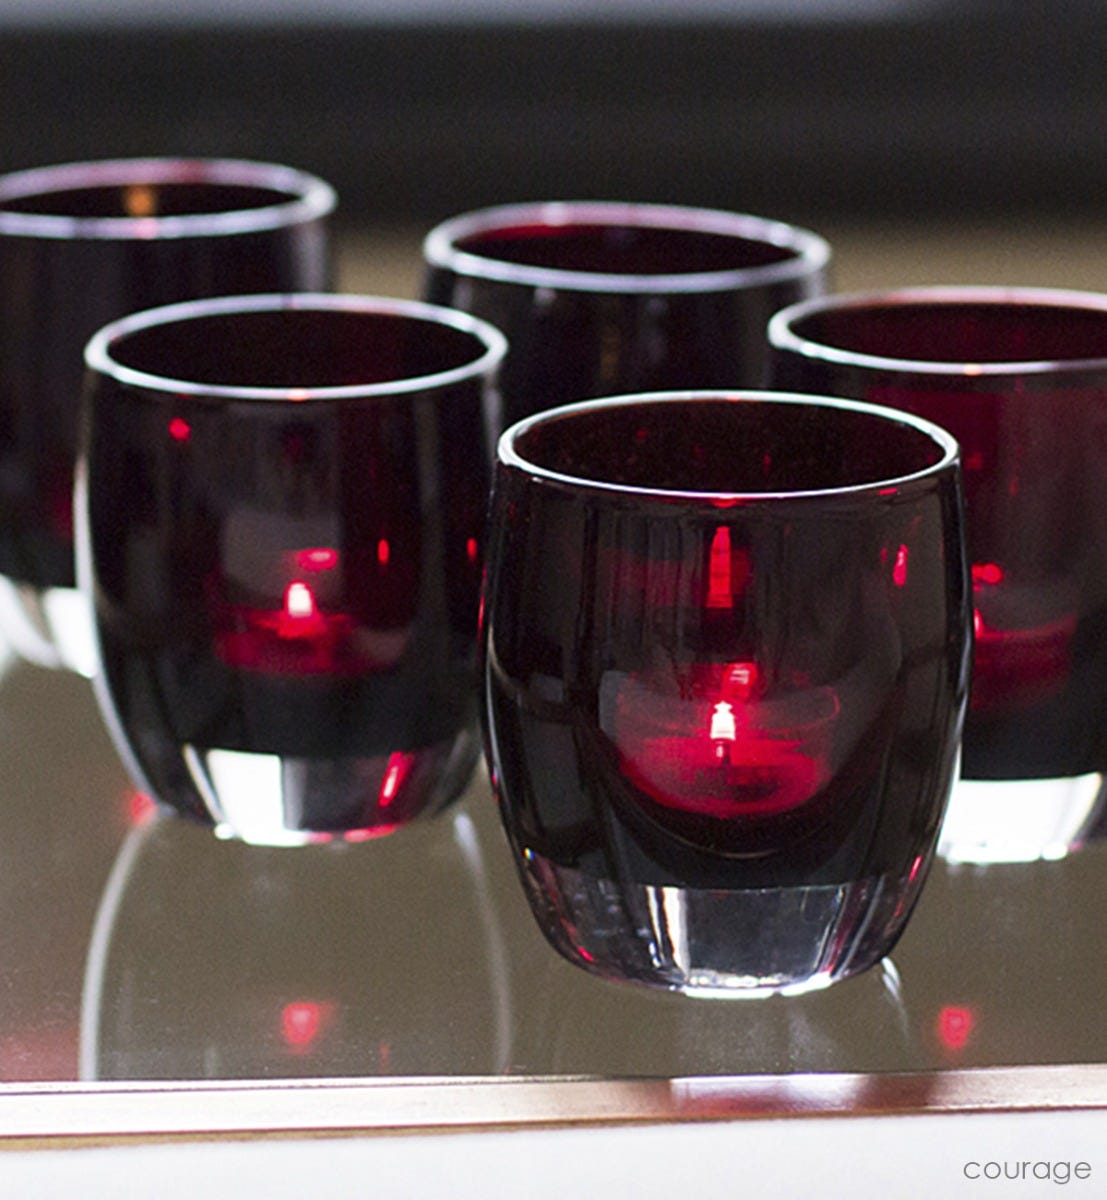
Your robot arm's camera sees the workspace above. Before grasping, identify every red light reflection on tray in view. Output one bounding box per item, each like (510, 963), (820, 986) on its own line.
(280, 1000), (336, 1054)
(609, 660), (838, 818)
(125, 789), (157, 827)
(969, 562), (1075, 714)
(937, 1004), (976, 1052)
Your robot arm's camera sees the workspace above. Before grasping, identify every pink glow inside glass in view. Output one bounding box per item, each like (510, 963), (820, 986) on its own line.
(611, 660), (839, 819)
(768, 290), (1107, 782)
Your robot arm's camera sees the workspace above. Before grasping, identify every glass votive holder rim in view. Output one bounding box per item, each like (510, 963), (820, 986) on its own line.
(0, 157), (337, 242)
(496, 389), (961, 505)
(82, 292), (509, 404)
(769, 284), (1107, 379)
(422, 200), (831, 296)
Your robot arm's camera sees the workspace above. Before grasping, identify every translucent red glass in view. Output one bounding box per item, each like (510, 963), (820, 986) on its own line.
(422, 201), (829, 429)
(769, 289), (1107, 788)
(482, 392), (970, 994)
(78, 295), (506, 845)
(0, 157), (335, 672)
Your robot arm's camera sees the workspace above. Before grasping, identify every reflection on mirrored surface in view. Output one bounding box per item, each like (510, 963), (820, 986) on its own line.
(81, 793), (514, 1080)
(0, 619), (1105, 1086)
(0, 654), (135, 1080)
(511, 954), (916, 1079)
(892, 839), (1107, 1070)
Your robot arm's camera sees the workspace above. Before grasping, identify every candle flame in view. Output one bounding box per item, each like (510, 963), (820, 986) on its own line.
(709, 700), (737, 742)
(284, 580), (317, 621)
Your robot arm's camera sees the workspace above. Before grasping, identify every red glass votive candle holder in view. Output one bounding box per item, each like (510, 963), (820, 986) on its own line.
(769, 287), (1107, 862)
(482, 391), (970, 995)
(78, 294), (506, 846)
(423, 201), (830, 429)
(0, 157), (335, 674)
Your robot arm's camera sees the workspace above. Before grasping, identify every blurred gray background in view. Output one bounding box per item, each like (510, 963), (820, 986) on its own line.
(0, 0), (1101, 229)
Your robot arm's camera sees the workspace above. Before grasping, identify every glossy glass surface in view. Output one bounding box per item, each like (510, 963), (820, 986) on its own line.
(77, 295), (505, 844)
(769, 289), (1107, 786)
(422, 202), (829, 428)
(0, 157), (335, 671)
(482, 392), (970, 994)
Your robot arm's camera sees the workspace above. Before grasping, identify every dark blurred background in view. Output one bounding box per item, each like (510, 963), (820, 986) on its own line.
(0, 0), (1102, 230)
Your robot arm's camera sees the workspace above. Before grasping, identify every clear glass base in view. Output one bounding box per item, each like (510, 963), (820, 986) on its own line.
(181, 727), (481, 847)
(516, 850), (914, 997)
(0, 579), (97, 677)
(938, 773), (1104, 865)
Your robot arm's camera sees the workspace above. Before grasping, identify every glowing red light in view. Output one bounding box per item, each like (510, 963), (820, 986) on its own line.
(280, 1001), (333, 1052)
(297, 547), (338, 571)
(466, 536), (479, 563)
(126, 790), (156, 826)
(706, 526), (734, 609)
(276, 580), (328, 640)
(893, 544), (909, 588)
(937, 1005), (976, 1051)
(343, 824), (401, 842)
(973, 608), (984, 638)
(377, 538), (391, 566)
(611, 663), (838, 821)
(724, 661), (758, 700)
(972, 562), (1005, 587)
(378, 750), (416, 808)
(168, 417), (191, 442)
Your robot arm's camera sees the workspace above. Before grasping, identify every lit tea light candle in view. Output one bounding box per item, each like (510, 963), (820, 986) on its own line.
(969, 562), (1076, 714)
(603, 660), (839, 819)
(216, 570), (361, 675)
(212, 543), (409, 676)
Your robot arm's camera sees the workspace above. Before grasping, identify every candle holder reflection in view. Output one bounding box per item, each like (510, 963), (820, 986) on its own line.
(511, 954), (916, 1078)
(79, 793), (513, 1080)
